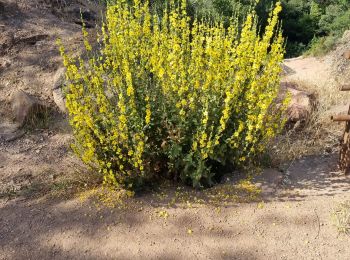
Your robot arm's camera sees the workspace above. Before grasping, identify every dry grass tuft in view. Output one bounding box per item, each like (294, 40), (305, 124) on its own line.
(332, 200), (350, 235)
(270, 78), (350, 165)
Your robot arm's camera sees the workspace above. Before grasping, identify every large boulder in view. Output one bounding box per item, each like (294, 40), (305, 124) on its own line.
(10, 90), (47, 126)
(280, 82), (317, 128)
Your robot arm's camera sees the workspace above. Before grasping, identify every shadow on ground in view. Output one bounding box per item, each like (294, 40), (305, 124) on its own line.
(255, 153), (350, 202)
(0, 193), (263, 259)
(1, 136), (350, 259)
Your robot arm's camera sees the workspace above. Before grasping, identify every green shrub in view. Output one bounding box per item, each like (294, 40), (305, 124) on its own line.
(306, 35), (338, 57)
(59, 0), (286, 189)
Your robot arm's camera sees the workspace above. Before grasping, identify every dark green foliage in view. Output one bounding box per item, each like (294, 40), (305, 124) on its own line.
(279, 0), (350, 56)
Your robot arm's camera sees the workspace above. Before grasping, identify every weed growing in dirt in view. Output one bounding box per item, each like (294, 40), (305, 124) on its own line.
(23, 106), (54, 131)
(59, 0), (286, 190)
(332, 200), (350, 235)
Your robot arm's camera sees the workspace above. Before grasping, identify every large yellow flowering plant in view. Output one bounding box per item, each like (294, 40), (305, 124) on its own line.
(60, 0), (287, 189)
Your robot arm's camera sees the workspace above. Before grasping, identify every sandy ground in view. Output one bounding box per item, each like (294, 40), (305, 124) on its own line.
(1, 1), (350, 259)
(283, 57), (333, 87)
(1, 154), (350, 260)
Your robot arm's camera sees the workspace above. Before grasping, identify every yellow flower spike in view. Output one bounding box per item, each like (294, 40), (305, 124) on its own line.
(60, 0), (286, 189)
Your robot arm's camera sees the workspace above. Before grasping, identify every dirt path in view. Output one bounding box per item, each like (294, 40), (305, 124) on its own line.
(1, 154), (350, 260)
(283, 56), (333, 87)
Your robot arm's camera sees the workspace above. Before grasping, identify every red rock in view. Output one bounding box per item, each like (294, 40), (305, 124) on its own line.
(280, 82), (317, 128)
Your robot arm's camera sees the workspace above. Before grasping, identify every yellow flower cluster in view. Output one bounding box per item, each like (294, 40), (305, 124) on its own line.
(59, 0), (287, 188)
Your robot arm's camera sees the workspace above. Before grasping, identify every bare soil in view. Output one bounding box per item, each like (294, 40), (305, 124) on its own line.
(1, 154), (350, 260)
(1, 1), (350, 259)
(283, 56), (332, 86)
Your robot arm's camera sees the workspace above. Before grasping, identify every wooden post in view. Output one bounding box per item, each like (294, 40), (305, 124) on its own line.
(339, 105), (350, 174)
(331, 115), (350, 121)
(340, 85), (350, 91)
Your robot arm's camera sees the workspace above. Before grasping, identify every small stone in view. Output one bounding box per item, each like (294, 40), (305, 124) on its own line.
(343, 50), (350, 60)
(49, 174), (57, 181)
(282, 178), (292, 185)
